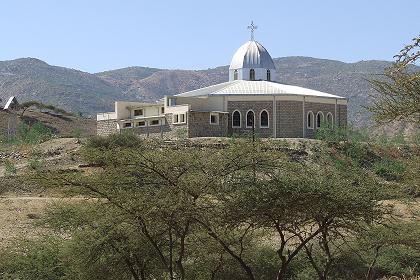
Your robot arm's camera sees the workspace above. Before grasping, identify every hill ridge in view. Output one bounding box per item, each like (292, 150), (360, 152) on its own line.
(1, 56), (418, 127)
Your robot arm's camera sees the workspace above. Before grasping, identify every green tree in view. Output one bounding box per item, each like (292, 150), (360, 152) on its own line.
(369, 35), (420, 124)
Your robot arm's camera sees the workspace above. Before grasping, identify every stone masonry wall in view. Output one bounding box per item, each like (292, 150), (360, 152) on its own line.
(188, 112), (228, 137)
(304, 102), (336, 138)
(97, 120), (118, 136)
(277, 101), (303, 138)
(227, 101), (273, 138)
(338, 105), (347, 127)
(164, 113), (188, 139)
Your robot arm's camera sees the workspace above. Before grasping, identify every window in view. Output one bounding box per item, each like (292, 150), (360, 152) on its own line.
(167, 98), (176, 107)
(150, 120), (160, 126)
(134, 109), (143, 116)
(307, 111), (314, 129)
(326, 113), (333, 127)
(136, 121), (146, 127)
(173, 114), (186, 124)
(249, 69), (255, 80)
(266, 69), (271, 81)
(210, 113), (219, 125)
(123, 122), (132, 128)
(234, 70), (238, 80)
(260, 110), (269, 128)
(246, 110), (255, 128)
(316, 112), (324, 128)
(232, 110), (241, 128)
(161, 107), (165, 114)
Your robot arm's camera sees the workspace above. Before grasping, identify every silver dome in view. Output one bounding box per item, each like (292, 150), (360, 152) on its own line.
(229, 41), (276, 70)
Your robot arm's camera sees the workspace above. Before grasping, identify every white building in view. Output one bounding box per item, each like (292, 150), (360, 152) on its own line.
(97, 27), (347, 138)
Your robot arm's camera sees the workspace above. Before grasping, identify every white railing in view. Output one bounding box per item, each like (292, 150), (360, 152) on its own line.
(97, 112), (117, 121)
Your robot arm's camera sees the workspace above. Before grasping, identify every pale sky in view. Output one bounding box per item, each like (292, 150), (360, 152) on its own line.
(1, 0), (419, 73)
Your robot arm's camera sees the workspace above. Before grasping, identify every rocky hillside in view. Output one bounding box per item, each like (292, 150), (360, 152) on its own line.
(0, 58), (121, 114)
(1, 57), (417, 126)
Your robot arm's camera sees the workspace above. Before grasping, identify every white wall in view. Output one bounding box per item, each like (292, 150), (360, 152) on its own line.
(229, 68), (277, 81)
(115, 101), (164, 119)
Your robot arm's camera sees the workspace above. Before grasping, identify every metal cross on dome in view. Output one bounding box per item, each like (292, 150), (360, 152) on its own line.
(247, 21), (258, 41)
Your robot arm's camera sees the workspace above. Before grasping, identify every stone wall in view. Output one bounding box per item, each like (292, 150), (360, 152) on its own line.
(0, 111), (19, 141)
(188, 112), (228, 137)
(277, 101), (303, 138)
(304, 102), (336, 138)
(164, 113), (188, 139)
(227, 101), (274, 138)
(97, 119), (118, 136)
(338, 105), (347, 127)
(97, 101), (347, 139)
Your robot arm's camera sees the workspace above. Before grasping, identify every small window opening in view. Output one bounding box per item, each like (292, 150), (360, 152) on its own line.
(246, 110), (255, 128)
(134, 109), (143, 116)
(150, 120), (160, 126)
(232, 111), (241, 128)
(210, 113), (219, 125)
(260, 110), (269, 128)
(250, 69), (255, 80)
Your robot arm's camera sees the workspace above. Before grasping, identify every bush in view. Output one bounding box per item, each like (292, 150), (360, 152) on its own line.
(373, 157), (406, 181)
(28, 157), (43, 171)
(17, 122), (55, 144)
(176, 127), (188, 139)
(3, 160), (17, 176)
(315, 123), (348, 142)
(0, 237), (66, 280)
(71, 128), (82, 138)
(85, 133), (143, 150)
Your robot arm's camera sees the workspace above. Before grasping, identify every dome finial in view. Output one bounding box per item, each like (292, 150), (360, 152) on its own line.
(247, 21), (257, 41)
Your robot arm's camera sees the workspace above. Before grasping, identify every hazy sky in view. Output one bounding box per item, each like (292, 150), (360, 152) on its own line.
(1, 0), (419, 73)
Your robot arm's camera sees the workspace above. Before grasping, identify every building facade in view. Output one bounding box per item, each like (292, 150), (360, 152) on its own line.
(97, 39), (347, 138)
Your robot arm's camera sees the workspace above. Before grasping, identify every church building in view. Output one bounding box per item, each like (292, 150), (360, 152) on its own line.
(97, 24), (347, 138)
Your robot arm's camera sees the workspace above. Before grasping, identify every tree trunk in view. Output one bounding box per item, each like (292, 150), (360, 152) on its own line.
(366, 246), (380, 280)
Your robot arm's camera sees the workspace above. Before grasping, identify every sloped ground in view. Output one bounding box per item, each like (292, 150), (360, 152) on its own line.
(0, 137), (419, 249)
(22, 110), (96, 137)
(0, 137), (86, 247)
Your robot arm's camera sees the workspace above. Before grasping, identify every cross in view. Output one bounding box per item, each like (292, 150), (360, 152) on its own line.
(247, 21), (258, 41)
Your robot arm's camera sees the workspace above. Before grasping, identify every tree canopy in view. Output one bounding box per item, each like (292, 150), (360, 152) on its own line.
(369, 35), (420, 124)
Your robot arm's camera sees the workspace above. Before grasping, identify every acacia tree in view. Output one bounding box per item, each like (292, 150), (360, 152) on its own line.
(194, 140), (386, 280)
(36, 134), (208, 279)
(31, 134), (389, 280)
(369, 35), (420, 124)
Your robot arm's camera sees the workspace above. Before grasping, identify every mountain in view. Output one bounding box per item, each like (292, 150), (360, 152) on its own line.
(1, 57), (417, 127)
(0, 58), (121, 114)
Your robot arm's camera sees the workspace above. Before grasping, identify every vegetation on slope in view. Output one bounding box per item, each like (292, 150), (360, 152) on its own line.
(0, 131), (418, 280)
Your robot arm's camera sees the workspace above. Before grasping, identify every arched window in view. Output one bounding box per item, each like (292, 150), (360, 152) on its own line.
(232, 110), (241, 128)
(307, 111), (314, 129)
(249, 69), (255, 80)
(326, 112), (333, 127)
(233, 70), (238, 80)
(266, 69), (271, 81)
(260, 110), (269, 128)
(316, 112), (324, 128)
(246, 110), (255, 128)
